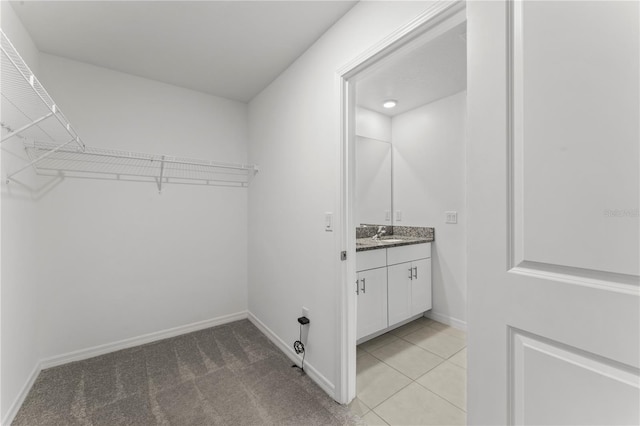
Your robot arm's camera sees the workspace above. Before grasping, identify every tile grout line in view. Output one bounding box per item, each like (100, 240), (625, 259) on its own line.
(357, 356), (442, 416)
(368, 353), (468, 422)
(368, 380), (413, 419)
(368, 349), (466, 412)
(366, 345), (446, 382)
(396, 334), (452, 360)
(413, 379), (468, 413)
(355, 319), (468, 423)
(362, 321), (440, 356)
(359, 320), (464, 376)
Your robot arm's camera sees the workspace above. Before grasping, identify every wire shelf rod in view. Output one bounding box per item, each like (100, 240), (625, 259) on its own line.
(22, 143), (257, 173)
(31, 171), (250, 188)
(157, 157), (256, 172)
(21, 142), (258, 188)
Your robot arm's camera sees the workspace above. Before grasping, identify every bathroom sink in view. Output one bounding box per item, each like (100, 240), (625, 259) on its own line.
(356, 238), (406, 246)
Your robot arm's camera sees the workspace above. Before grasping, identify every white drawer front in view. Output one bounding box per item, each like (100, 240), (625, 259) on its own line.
(356, 249), (387, 271)
(386, 243), (431, 265)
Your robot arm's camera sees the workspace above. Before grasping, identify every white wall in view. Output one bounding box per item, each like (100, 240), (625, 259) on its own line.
(0, 3), (42, 422)
(34, 54), (250, 359)
(248, 0), (430, 396)
(356, 106), (391, 142)
(392, 91), (467, 326)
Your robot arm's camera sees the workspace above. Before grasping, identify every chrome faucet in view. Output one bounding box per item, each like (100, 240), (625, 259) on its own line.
(372, 226), (386, 240)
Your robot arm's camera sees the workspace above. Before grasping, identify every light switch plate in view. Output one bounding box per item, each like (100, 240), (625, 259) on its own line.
(445, 211), (458, 224)
(325, 212), (333, 231)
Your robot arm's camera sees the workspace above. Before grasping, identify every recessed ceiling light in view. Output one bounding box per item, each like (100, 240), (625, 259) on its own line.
(383, 100), (397, 109)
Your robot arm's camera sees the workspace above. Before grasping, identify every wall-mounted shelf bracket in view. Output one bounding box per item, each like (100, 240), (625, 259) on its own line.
(157, 155), (166, 193)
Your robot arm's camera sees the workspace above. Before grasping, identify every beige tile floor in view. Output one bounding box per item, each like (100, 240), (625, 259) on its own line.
(350, 317), (467, 426)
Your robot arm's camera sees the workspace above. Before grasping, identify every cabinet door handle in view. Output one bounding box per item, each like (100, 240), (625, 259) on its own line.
(361, 278), (366, 294)
(355, 279), (359, 295)
(413, 266), (418, 279)
(408, 268), (413, 280)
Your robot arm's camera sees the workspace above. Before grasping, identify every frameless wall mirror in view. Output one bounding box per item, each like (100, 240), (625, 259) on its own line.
(355, 135), (392, 225)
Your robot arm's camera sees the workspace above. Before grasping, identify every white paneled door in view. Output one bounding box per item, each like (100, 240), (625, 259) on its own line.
(467, 1), (639, 425)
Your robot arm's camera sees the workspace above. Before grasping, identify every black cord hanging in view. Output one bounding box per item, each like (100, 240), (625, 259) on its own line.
(292, 316), (309, 373)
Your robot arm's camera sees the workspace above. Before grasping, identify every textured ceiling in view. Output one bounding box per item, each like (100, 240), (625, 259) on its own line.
(356, 21), (467, 117)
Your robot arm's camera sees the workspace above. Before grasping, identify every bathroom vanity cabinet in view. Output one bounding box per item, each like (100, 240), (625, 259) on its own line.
(356, 242), (432, 341)
(356, 267), (388, 339)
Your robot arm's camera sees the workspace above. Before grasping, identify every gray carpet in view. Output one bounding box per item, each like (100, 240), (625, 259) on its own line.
(13, 319), (362, 426)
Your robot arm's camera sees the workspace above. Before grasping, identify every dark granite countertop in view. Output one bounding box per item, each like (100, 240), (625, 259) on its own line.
(356, 235), (433, 252)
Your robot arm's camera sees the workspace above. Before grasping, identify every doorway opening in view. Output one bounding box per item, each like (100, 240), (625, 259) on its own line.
(336, 2), (468, 419)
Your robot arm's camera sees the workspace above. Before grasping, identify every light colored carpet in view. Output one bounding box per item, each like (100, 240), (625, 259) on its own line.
(13, 319), (362, 425)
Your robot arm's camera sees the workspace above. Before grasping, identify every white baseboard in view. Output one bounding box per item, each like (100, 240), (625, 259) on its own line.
(425, 310), (467, 331)
(247, 312), (335, 398)
(357, 313), (424, 345)
(2, 361), (42, 426)
(40, 310), (248, 369)
(3, 311), (249, 425)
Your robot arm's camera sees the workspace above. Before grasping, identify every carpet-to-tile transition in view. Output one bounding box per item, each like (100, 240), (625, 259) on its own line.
(13, 320), (362, 426)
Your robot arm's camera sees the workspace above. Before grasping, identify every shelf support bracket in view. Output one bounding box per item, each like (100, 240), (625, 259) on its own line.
(1, 111), (54, 143)
(157, 155), (165, 193)
(6, 137), (77, 183)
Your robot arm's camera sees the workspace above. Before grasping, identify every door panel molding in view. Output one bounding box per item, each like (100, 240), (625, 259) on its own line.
(509, 327), (640, 425)
(506, 0), (640, 289)
(510, 261), (638, 295)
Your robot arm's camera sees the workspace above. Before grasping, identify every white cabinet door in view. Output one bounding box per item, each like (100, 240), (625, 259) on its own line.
(411, 258), (431, 315)
(387, 261), (413, 326)
(356, 267), (388, 340)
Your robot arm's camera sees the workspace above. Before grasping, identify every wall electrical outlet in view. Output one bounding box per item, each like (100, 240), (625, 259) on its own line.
(445, 211), (458, 224)
(385, 210), (391, 221)
(395, 211), (402, 221)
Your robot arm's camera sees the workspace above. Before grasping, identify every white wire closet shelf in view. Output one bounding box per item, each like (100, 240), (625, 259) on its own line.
(1, 29), (258, 189)
(22, 141), (258, 189)
(0, 29), (85, 150)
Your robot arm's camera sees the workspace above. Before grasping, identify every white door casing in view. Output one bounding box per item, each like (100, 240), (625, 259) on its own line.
(467, 1), (639, 425)
(336, 1), (467, 404)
